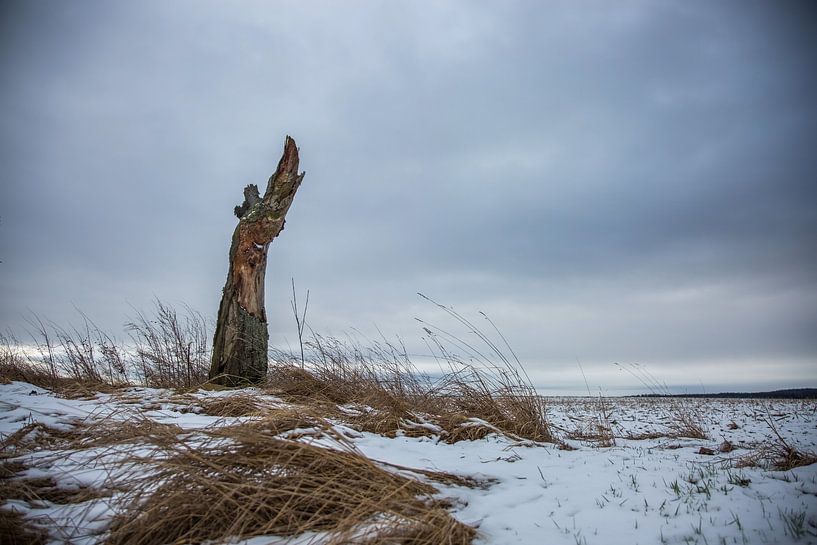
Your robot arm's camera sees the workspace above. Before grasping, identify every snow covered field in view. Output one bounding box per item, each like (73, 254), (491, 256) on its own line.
(1, 380), (816, 544)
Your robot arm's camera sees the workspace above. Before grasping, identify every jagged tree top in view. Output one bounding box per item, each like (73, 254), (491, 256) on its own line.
(233, 136), (305, 221)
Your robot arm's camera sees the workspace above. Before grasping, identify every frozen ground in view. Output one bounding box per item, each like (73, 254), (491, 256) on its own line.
(1, 381), (816, 544)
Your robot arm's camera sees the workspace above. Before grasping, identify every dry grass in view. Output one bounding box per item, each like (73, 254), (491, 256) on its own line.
(568, 422), (616, 447)
(736, 411), (817, 470)
(4, 299), (555, 446)
(346, 406), (419, 438)
(267, 364), (355, 404)
(0, 414), (187, 458)
(0, 473), (110, 506)
(735, 442), (817, 471)
(78, 415), (184, 450)
(208, 408), (332, 440)
(437, 366), (552, 443)
(769, 443), (817, 470)
(0, 458), (108, 545)
(665, 399), (710, 439)
(0, 337), (55, 390)
(105, 421), (476, 545)
(0, 338), (125, 398)
(1, 407), (478, 544)
(0, 422), (84, 456)
(126, 300), (210, 388)
(266, 313), (555, 443)
(564, 395), (616, 447)
(0, 508), (47, 545)
(267, 359), (554, 444)
(265, 296), (555, 445)
(624, 430), (667, 440)
(197, 393), (269, 417)
(1, 302), (210, 392)
(437, 414), (495, 443)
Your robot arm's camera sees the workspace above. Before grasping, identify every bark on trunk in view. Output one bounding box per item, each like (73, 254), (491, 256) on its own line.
(209, 136), (305, 385)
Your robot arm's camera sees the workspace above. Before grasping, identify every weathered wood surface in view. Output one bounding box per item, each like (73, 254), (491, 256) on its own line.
(209, 136), (305, 385)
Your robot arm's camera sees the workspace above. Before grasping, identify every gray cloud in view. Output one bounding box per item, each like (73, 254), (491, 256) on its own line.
(1, 1), (815, 393)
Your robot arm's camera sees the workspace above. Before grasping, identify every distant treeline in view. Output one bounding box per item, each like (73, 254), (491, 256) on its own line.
(630, 388), (817, 400)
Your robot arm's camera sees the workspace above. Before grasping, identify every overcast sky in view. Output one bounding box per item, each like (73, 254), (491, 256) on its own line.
(1, 1), (815, 394)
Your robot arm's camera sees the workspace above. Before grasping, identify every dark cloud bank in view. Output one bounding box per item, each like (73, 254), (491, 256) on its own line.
(1, 1), (815, 394)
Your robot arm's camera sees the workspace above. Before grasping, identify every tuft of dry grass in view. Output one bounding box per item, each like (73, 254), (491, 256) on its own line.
(0, 474), (110, 506)
(267, 358), (554, 444)
(0, 508), (47, 545)
(0, 334), (126, 396)
(769, 443), (817, 470)
(613, 364), (710, 440)
(565, 395), (616, 447)
(0, 422), (84, 456)
(0, 458), (108, 545)
(438, 365), (552, 443)
(77, 415), (184, 450)
(0, 332), (59, 390)
(0, 460), (27, 479)
(665, 399), (710, 439)
(437, 414), (495, 444)
(267, 361), (357, 405)
(346, 508), (475, 545)
(105, 422), (476, 545)
(126, 300), (210, 388)
(5, 298), (556, 446)
(568, 423), (616, 447)
(1, 302), (210, 392)
(208, 408), (332, 440)
(197, 393), (268, 417)
(347, 407), (413, 438)
(265, 296), (556, 445)
(736, 411), (817, 470)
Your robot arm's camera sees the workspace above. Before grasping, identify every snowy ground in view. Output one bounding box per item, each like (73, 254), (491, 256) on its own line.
(1, 381), (816, 544)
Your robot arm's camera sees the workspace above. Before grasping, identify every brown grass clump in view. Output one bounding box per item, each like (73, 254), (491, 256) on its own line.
(0, 474), (110, 506)
(348, 407), (409, 438)
(348, 508), (474, 545)
(0, 337), (100, 395)
(0, 422), (83, 456)
(0, 460), (27, 479)
(208, 408), (331, 440)
(268, 300), (556, 445)
(769, 444), (817, 470)
(126, 300), (210, 388)
(0, 459), (107, 545)
(440, 366), (552, 443)
(76, 415), (184, 449)
(0, 508), (47, 545)
(266, 357), (553, 444)
(1, 302), (210, 391)
(735, 443), (817, 471)
(568, 421), (616, 447)
(438, 414), (495, 444)
(197, 393), (268, 417)
(106, 423), (476, 545)
(666, 400), (709, 440)
(0, 357), (55, 391)
(267, 362), (357, 405)
(736, 412), (817, 471)
(343, 403), (439, 440)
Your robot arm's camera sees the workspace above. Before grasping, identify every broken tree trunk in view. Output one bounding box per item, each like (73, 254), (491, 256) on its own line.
(209, 136), (305, 385)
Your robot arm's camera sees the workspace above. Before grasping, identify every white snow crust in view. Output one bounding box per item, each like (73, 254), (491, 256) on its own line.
(1, 381), (815, 544)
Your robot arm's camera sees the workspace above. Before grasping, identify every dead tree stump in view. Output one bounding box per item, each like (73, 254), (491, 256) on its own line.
(209, 136), (305, 385)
